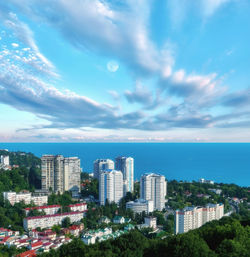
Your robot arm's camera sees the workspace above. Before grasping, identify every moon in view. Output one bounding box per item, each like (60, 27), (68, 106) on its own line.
(107, 61), (119, 72)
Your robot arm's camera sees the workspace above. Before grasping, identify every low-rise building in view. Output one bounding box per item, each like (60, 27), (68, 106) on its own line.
(208, 189), (222, 195)
(68, 203), (87, 212)
(113, 216), (125, 224)
(24, 205), (61, 216)
(3, 191), (48, 206)
(23, 211), (86, 231)
(144, 216), (157, 229)
(82, 228), (112, 245)
(126, 199), (154, 214)
(98, 216), (111, 224)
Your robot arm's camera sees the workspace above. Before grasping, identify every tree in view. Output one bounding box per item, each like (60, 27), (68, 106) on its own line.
(62, 217), (71, 228)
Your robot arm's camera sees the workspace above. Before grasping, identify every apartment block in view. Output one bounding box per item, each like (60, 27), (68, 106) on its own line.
(99, 169), (123, 205)
(24, 205), (61, 216)
(115, 157), (134, 194)
(140, 173), (167, 211)
(175, 203), (224, 234)
(93, 159), (114, 179)
(41, 155), (80, 194)
(23, 211), (86, 231)
(3, 191), (48, 206)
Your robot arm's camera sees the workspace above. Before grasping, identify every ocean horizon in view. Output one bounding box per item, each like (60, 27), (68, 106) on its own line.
(0, 143), (249, 187)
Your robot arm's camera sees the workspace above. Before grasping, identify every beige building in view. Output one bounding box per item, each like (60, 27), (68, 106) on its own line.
(41, 155), (80, 194)
(3, 191), (48, 206)
(175, 203), (224, 234)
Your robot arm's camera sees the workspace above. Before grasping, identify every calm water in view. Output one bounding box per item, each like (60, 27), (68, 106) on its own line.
(0, 143), (249, 187)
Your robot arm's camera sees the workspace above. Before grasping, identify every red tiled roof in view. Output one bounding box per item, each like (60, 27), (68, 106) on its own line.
(30, 241), (43, 248)
(25, 205), (61, 211)
(24, 211), (86, 220)
(17, 250), (36, 257)
(68, 203), (87, 207)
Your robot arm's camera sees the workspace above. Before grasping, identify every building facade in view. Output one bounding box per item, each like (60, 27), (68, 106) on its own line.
(115, 157), (134, 194)
(175, 203), (224, 234)
(126, 199), (154, 214)
(99, 169), (123, 205)
(3, 191), (48, 206)
(24, 205), (61, 216)
(68, 203), (87, 212)
(144, 216), (157, 229)
(23, 211), (85, 231)
(93, 159), (114, 179)
(41, 155), (80, 194)
(0, 155), (9, 166)
(140, 173), (167, 211)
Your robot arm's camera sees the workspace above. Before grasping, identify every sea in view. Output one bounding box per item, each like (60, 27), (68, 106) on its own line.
(0, 143), (249, 187)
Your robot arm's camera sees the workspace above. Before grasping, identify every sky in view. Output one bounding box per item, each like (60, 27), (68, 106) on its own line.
(0, 0), (250, 142)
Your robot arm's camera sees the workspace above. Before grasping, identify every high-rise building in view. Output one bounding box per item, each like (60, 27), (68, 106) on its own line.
(140, 173), (167, 211)
(0, 155), (9, 166)
(93, 159), (114, 179)
(64, 157), (81, 194)
(41, 155), (80, 194)
(175, 204), (224, 234)
(99, 169), (123, 205)
(115, 157), (134, 194)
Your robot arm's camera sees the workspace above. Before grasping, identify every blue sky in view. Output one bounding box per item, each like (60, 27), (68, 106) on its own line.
(0, 0), (250, 142)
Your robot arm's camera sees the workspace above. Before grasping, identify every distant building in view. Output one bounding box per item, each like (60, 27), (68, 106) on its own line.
(68, 203), (87, 212)
(99, 169), (123, 205)
(113, 216), (125, 224)
(126, 199), (154, 214)
(140, 173), (167, 211)
(24, 205), (61, 216)
(199, 178), (214, 185)
(3, 191), (48, 206)
(208, 188), (222, 195)
(0, 155), (9, 166)
(23, 211), (86, 231)
(93, 159), (114, 179)
(115, 157), (134, 194)
(41, 155), (80, 194)
(98, 216), (111, 224)
(175, 203), (224, 234)
(144, 216), (157, 229)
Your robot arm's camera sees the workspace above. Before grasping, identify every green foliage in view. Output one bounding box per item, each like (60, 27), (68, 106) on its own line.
(0, 150), (41, 167)
(39, 216), (250, 257)
(52, 224), (61, 234)
(167, 180), (250, 210)
(62, 217), (71, 228)
(48, 191), (75, 206)
(81, 178), (99, 198)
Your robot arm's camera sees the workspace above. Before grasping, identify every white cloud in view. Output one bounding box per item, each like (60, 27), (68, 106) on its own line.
(11, 42), (19, 48)
(107, 60), (119, 72)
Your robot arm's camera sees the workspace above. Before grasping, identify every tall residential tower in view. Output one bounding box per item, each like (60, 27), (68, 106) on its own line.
(41, 155), (81, 194)
(140, 173), (167, 211)
(99, 169), (123, 205)
(93, 159), (114, 179)
(115, 156), (134, 194)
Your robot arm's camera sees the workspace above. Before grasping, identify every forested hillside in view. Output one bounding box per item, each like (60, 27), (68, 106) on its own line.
(38, 216), (249, 257)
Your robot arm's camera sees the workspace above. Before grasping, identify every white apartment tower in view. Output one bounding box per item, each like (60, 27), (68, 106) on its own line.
(99, 169), (123, 205)
(93, 159), (114, 179)
(175, 204), (224, 234)
(0, 155), (9, 166)
(41, 155), (80, 194)
(115, 156), (134, 194)
(140, 173), (167, 211)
